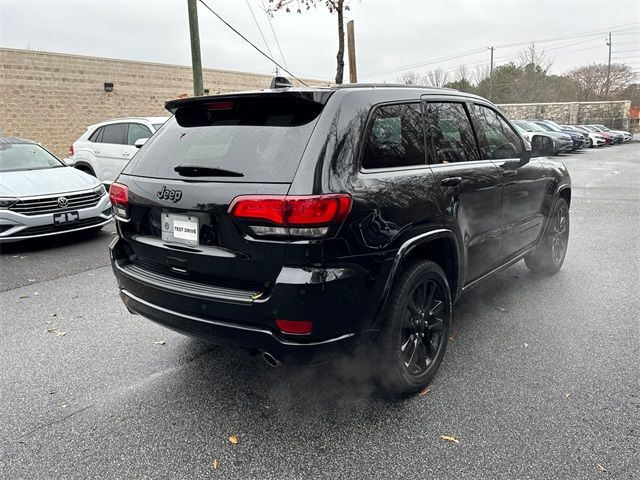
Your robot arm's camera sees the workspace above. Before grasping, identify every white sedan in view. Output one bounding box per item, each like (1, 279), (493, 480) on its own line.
(0, 137), (112, 243)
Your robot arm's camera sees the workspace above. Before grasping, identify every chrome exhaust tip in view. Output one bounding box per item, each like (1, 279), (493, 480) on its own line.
(262, 352), (280, 368)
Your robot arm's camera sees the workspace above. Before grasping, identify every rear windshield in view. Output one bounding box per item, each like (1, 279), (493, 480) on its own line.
(123, 97), (323, 183)
(0, 143), (64, 172)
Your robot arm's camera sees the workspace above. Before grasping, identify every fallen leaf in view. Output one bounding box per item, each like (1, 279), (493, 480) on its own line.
(46, 324), (57, 332)
(419, 388), (431, 397)
(439, 434), (460, 444)
(264, 405), (272, 410)
(50, 313), (57, 317)
(28, 279), (36, 282)
(60, 404), (69, 409)
(211, 459), (220, 469)
(228, 435), (239, 445)
(72, 293), (80, 299)
(18, 439), (27, 444)
(448, 331), (460, 341)
(597, 464), (607, 472)
(54, 330), (66, 336)
(523, 342), (529, 348)
(153, 340), (166, 346)
(564, 393), (572, 399)
(497, 306), (508, 312)
(19, 294), (29, 299)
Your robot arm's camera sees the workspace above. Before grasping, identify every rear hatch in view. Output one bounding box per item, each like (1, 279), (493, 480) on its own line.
(114, 91), (332, 298)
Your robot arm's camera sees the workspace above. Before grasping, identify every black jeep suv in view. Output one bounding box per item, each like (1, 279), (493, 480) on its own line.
(109, 82), (571, 395)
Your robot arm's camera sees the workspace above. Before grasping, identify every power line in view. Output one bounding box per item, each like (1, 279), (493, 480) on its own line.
(197, 0), (308, 86)
(261, 0), (289, 70)
(244, 0), (276, 71)
(364, 23), (640, 79)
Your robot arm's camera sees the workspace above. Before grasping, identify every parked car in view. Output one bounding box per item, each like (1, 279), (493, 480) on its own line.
(67, 117), (169, 184)
(513, 123), (554, 155)
(587, 124), (631, 142)
(529, 120), (585, 150)
(561, 125), (605, 148)
(109, 81), (571, 395)
(513, 120), (573, 154)
(0, 137), (112, 243)
(580, 125), (615, 144)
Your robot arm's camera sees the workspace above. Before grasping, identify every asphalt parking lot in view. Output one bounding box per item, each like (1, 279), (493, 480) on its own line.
(1, 143), (638, 479)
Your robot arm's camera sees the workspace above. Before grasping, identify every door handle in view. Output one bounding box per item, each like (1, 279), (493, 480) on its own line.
(502, 170), (518, 177)
(122, 152), (131, 157)
(441, 176), (462, 187)
(94, 150), (101, 155)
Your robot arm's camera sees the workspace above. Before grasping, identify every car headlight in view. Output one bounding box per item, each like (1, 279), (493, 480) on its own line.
(93, 184), (106, 196)
(0, 197), (18, 209)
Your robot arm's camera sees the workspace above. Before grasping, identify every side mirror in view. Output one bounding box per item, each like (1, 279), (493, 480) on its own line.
(134, 138), (149, 149)
(519, 149), (531, 166)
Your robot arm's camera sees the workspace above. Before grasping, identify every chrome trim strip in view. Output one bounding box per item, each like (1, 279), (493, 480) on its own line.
(115, 261), (258, 303)
(120, 289), (356, 347)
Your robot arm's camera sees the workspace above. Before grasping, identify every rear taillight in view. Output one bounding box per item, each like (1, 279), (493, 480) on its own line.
(229, 194), (352, 238)
(68, 144), (74, 157)
(108, 182), (129, 219)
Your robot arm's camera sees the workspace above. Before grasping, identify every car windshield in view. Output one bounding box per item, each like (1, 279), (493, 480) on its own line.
(516, 120), (546, 132)
(535, 121), (561, 132)
(0, 142), (65, 173)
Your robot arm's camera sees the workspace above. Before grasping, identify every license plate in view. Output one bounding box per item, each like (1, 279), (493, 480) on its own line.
(161, 213), (199, 246)
(53, 211), (79, 225)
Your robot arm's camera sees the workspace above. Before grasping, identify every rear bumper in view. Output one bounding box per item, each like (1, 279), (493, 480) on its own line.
(119, 289), (365, 364)
(110, 237), (383, 364)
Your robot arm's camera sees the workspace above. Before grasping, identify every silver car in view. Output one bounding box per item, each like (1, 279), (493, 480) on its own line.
(0, 137), (112, 243)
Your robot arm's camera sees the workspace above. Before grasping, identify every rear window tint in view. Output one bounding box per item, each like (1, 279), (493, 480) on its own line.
(361, 103), (426, 169)
(124, 97), (324, 183)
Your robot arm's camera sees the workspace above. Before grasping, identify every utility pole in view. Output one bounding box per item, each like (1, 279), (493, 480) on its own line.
(188, 0), (204, 96)
(488, 46), (495, 101)
(347, 20), (358, 83)
(605, 32), (612, 98)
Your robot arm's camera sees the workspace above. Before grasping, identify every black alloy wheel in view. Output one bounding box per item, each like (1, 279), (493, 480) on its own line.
(401, 278), (446, 375)
(377, 260), (452, 395)
(525, 198), (570, 274)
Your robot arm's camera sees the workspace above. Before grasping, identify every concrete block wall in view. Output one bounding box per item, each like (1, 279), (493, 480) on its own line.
(0, 48), (325, 158)
(498, 101), (632, 130)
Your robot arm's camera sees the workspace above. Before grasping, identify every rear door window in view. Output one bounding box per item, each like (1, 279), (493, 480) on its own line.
(127, 124), (153, 145)
(361, 103), (426, 169)
(123, 96), (325, 183)
(101, 124), (128, 145)
(423, 102), (479, 164)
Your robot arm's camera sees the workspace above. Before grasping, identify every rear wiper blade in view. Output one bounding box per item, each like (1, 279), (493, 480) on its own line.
(174, 165), (244, 177)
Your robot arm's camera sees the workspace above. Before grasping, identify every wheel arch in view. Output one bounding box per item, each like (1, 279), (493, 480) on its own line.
(374, 229), (462, 329)
(74, 161), (96, 176)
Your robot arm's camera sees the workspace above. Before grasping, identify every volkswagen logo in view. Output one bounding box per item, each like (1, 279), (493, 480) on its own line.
(57, 197), (69, 208)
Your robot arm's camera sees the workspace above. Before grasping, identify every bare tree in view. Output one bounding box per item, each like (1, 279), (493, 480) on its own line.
(398, 71), (426, 85)
(513, 42), (554, 102)
(567, 63), (636, 101)
(454, 65), (469, 83)
(425, 68), (449, 87)
(268, 0), (349, 84)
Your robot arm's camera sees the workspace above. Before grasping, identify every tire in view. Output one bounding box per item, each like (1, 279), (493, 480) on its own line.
(375, 260), (452, 396)
(587, 138), (594, 148)
(525, 198), (569, 275)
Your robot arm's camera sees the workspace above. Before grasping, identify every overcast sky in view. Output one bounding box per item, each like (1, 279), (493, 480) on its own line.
(1, 0), (638, 83)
